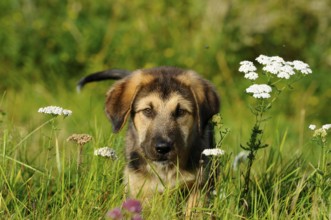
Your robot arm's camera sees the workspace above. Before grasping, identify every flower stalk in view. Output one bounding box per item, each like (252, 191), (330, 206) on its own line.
(67, 134), (92, 170)
(238, 55), (312, 214)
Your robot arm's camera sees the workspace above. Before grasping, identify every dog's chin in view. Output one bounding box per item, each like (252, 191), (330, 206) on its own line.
(153, 160), (171, 166)
(151, 156), (170, 163)
(148, 155), (175, 165)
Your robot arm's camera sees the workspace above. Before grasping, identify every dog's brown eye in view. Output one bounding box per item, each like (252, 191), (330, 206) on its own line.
(142, 108), (154, 117)
(174, 106), (187, 118)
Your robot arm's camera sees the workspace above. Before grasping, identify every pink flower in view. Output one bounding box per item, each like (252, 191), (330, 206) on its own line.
(122, 199), (142, 214)
(106, 207), (123, 219)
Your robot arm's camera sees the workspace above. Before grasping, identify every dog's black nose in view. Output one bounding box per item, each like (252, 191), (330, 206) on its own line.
(155, 141), (172, 154)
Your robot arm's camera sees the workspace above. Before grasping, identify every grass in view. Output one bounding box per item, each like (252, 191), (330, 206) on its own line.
(1, 74), (330, 219)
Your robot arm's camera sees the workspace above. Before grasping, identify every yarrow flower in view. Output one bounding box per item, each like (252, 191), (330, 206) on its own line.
(292, 60), (312, 74)
(277, 65), (295, 79)
(255, 54), (270, 65)
(309, 124), (317, 130)
(94, 147), (117, 159)
(262, 61), (283, 75)
(239, 61), (257, 73)
(239, 61), (259, 80)
(308, 124), (331, 132)
(246, 84), (272, 99)
(202, 148), (225, 156)
(244, 72), (259, 80)
(322, 124), (331, 130)
(38, 106), (72, 117)
(309, 123), (331, 143)
(253, 55), (312, 79)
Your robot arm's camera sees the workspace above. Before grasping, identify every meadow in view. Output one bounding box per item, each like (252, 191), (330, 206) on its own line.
(1, 0), (331, 219)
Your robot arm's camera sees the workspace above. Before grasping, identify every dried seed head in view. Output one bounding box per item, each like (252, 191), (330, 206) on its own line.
(67, 134), (92, 146)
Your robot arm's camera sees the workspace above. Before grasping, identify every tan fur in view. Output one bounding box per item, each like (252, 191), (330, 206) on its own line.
(124, 162), (196, 198)
(133, 93), (194, 147)
(104, 67), (220, 217)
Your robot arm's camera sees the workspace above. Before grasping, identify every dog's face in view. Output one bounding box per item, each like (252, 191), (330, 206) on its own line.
(132, 85), (196, 163)
(105, 67), (219, 167)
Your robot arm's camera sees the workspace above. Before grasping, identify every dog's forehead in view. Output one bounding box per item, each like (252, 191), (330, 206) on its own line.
(137, 69), (193, 99)
(135, 92), (193, 111)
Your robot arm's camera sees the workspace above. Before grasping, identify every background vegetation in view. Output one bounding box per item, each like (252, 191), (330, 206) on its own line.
(1, 0), (331, 219)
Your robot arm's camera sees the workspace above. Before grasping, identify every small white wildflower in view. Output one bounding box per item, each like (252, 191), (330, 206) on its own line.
(62, 109), (72, 116)
(262, 62), (283, 75)
(202, 148), (225, 156)
(38, 106), (72, 116)
(255, 55), (312, 79)
(246, 84), (272, 99)
(253, 93), (271, 99)
(322, 124), (331, 130)
(269, 56), (285, 63)
(256, 55), (270, 65)
(239, 61), (257, 73)
(309, 124), (316, 130)
(233, 151), (249, 171)
(292, 60), (312, 74)
(277, 65), (295, 79)
(246, 84), (272, 93)
(94, 147), (117, 159)
(309, 124), (330, 143)
(276, 72), (290, 79)
(313, 128), (328, 143)
(244, 72), (259, 80)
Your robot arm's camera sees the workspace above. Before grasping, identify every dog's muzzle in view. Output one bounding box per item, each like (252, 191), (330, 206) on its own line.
(153, 139), (174, 161)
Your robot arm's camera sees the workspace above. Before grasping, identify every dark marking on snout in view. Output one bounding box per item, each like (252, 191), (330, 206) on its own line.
(128, 151), (143, 171)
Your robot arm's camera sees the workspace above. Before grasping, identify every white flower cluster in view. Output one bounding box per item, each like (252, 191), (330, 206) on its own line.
(309, 123), (331, 142)
(291, 60), (312, 74)
(202, 148), (225, 156)
(246, 84), (272, 99)
(94, 147), (117, 159)
(38, 106), (72, 116)
(309, 124), (331, 131)
(257, 55), (312, 79)
(239, 61), (258, 80)
(239, 55), (312, 81)
(240, 55), (312, 99)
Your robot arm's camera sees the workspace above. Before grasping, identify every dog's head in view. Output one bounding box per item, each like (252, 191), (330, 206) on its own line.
(105, 67), (220, 164)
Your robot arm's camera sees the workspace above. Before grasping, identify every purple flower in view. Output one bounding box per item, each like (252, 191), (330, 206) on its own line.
(122, 199), (142, 214)
(106, 207), (123, 219)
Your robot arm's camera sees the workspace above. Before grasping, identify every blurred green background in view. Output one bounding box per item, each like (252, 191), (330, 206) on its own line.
(1, 0), (331, 154)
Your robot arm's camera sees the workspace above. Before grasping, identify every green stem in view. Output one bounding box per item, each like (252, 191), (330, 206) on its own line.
(77, 144), (83, 171)
(9, 117), (56, 154)
(320, 141), (327, 174)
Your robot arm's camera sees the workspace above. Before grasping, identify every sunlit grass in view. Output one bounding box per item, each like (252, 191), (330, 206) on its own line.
(1, 75), (330, 219)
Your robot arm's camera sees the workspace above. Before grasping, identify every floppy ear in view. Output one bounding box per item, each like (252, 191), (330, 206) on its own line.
(105, 70), (152, 133)
(178, 71), (220, 132)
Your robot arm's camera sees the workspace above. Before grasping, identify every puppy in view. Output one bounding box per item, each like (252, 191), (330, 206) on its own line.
(78, 66), (220, 216)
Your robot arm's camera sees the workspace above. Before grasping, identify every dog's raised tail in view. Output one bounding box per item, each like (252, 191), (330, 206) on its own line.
(77, 69), (131, 92)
